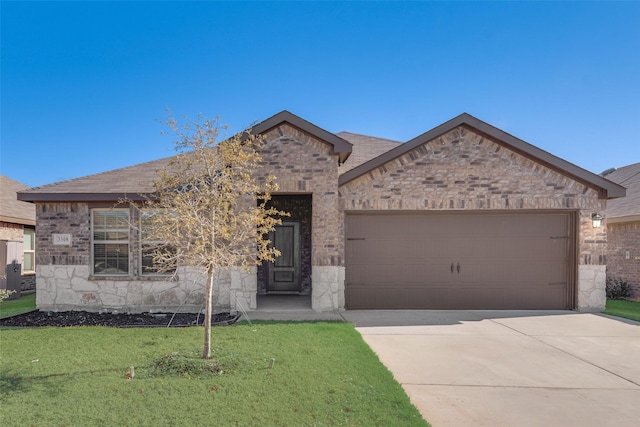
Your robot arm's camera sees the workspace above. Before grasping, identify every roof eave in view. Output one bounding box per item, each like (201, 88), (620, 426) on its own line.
(0, 215), (36, 226)
(459, 116), (626, 199)
(251, 110), (352, 164)
(339, 113), (627, 199)
(606, 214), (640, 224)
(17, 192), (151, 203)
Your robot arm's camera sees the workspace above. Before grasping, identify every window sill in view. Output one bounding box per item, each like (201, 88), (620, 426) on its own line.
(90, 275), (178, 282)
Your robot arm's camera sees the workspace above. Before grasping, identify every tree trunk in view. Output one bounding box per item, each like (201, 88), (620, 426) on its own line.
(202, 267), (214, 359)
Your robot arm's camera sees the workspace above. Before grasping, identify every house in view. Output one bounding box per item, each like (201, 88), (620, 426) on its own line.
(17, 111), (625, 313)
(602, 163), (640, 299)
(1, 175), (37, 297)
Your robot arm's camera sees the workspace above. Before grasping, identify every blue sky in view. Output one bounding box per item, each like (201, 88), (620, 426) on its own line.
(2, 1), (639, 188)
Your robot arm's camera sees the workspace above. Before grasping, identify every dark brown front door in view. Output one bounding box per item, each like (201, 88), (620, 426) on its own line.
(267, 221), (301, 292)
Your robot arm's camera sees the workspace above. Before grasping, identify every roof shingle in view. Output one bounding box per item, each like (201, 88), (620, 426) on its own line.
(1, 175), (36, 225)
(337, 132), (403, 173)
(602, 162), (640, 220)
(17, 157), (173, 202)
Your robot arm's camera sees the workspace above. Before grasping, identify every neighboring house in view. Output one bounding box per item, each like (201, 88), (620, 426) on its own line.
(1, 175), (36, 297)
(17, 111), (625, 313)
(602, 163), (640, 300)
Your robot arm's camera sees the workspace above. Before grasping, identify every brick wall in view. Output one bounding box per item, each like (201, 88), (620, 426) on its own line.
(257, 124), (343, 267)
(0, 221), (24, 241)
(35, 202), (91, 266)
(606, 221), (640, 299)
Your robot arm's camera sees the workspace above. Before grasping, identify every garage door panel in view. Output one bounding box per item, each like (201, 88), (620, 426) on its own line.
(348, 261), (453, 286)
(345, 284), (568, 310)
(345, 213), (573, 310)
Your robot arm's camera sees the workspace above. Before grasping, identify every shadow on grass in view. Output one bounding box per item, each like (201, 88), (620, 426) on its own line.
(0, 366), (130, 395)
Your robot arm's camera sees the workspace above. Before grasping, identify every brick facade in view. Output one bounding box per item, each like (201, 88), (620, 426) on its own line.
(0, 221), (24, 242)
(257, 124), (343, 267)
(35, 203), (91, 266)
(255, 125), (345, 310)
(606, 221), (640, 300)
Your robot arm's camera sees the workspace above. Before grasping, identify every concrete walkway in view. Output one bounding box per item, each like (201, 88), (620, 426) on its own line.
(342, 310), (640, 427)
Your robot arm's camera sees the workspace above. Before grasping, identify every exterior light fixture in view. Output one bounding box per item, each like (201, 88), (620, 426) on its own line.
(591, 213), (603, 228)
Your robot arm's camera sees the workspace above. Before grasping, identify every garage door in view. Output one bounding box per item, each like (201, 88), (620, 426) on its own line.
(345, 212), (574, 310)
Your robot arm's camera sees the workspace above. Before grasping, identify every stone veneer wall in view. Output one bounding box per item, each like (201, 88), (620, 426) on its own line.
(339, 126), (608, 311)
(255, 124), (344, 312)
(35, 265), (235, 313)
(606, 221), (640, 300)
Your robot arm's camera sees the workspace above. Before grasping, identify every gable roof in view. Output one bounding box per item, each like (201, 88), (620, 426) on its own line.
(338, 113), (626, 199)
(602, 162), (640, 222)
(337, 132), (403, 173)
(1, 175), (36, 225)
(18, 110), (353, 203)
(251, 110), (352, 164)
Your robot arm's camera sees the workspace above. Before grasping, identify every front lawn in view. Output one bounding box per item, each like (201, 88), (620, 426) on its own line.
(0, 321), (429, 426)
(0, 292), (36, 319)
(604, 299), (640, 322)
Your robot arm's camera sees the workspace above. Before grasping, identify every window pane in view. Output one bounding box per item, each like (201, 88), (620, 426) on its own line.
(23, 253), (34, 271)
(140, 209), (174, 241)
(141, 244), (176, 275)
(140, 209), (176, 275)
(92, 209), (129, 275)
(93, 231), (129, 241)
(93, 243), (129, 274)
(94, 210), (129, 229)
(23, 229), (35, 251)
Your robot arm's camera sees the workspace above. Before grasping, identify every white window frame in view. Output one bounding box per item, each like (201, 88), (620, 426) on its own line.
(22, 228), (35, 274)
(91, 209), (130, 276)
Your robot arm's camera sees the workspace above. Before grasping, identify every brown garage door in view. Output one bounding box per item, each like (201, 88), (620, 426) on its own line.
(345, 212), (574, 310)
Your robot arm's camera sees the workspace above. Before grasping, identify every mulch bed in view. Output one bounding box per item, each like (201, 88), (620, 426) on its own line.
(0, 310), (241, 328)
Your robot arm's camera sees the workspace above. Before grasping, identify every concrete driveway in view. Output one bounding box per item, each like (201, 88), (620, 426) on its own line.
(341, 310), (640, 427)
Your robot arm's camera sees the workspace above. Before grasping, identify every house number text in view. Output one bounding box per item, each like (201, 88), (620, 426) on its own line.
(53, 233), (72, 245)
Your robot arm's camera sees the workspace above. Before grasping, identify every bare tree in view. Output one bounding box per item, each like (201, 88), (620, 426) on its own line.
(137, 115), (286, 359)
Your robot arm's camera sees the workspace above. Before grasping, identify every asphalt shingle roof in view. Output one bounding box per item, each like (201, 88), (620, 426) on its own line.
(17, 157), (173, 201)
(0, 175), (36, 224)
(602, 162), (640, 219)
(337, 132), (403, 173)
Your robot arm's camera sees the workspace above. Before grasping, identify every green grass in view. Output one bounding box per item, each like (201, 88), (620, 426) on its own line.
(604, 299), (640, 322)
(0, 292), (36, 319)
(0, 321), (429, 426)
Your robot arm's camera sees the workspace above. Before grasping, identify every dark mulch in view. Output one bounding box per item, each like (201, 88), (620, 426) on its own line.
(0, 310), (241, 328)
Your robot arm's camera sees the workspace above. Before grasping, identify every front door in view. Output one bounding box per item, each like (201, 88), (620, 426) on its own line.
(267, 221), (301, 292)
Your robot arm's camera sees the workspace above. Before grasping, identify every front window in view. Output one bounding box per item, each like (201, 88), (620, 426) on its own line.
(23, 228), (35, 273)
(140, 209), (176, 275)
(92, 209), (129, 275)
